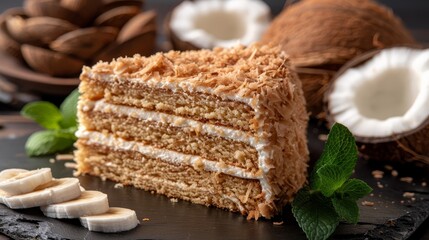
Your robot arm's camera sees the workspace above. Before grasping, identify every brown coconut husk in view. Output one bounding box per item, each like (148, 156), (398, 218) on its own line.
(324, 48), (429, 165)
(262, 0), (418, 118)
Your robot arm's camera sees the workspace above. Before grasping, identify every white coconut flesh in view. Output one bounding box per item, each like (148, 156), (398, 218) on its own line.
(328, 47), (429, 140)
(170, 0), (270, 48)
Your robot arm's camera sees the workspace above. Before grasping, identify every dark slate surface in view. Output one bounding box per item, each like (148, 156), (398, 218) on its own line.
(0, 120), (428, 240)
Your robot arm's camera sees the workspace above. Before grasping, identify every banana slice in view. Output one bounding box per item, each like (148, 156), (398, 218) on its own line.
(80, 207), (139, 232)
(41, 190), (109, 218)
(3, 178), (81, 209)
(0, 169), (29, 204)
(0, 168), (52, 195)
(0, 169), (29, 182)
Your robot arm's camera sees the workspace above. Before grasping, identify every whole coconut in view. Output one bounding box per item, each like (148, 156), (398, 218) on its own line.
(261, 0), (417, 118)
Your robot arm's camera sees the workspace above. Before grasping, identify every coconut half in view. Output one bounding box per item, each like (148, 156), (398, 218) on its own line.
(167, 0), (270, 50)
(326, 47), (429, 164)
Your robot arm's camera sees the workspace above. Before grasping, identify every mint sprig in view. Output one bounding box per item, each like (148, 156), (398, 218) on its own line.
(292, 123), (372, 240)
(21, 89), (79, 157)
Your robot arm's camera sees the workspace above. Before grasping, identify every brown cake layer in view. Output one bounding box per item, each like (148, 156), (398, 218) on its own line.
(79, 110), (259, 171)
(77, 44), (310, 219)
(80, 80), (256, 132)
(75, 141), (264, 215)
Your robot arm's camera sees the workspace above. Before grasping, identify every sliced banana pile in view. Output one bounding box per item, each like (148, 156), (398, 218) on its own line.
(0, 168), (139, 233)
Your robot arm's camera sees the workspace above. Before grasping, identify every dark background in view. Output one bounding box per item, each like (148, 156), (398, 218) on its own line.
(1, 0), (428, 44)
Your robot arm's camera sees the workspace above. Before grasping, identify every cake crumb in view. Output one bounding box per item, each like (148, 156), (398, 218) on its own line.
(170, 198), (178, 203)
(422, 182), (427, 187)
(372, 170), (384, 179)
(400, 177), (413, 183)
(114, 183), (124, 189)
(361, 201), (375, 206)
(318, 134), (328, 141)
(56, 154), (74, 161)
(64, 162), (77, 169)
(411, 197), (416, 201)
(49, 158), (55, 163)
(377, 182), (384, 189)
(142, 218), (150, 221)
(391, 170), (398, 177)
(403, 192), (415, 198)
(400, 200), (405, 204)
(384, 165), (393, 171)
(273, 221), (284, 226)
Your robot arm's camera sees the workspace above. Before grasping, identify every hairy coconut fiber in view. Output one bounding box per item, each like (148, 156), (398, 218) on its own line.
(262, 0), (418, 117)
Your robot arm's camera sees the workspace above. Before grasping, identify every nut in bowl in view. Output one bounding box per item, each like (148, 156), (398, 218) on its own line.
(0, 0), (156, 95)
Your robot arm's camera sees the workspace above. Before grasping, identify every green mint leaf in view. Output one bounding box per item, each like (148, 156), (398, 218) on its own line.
(292, 189), (339, 240)
(314, 164), (348, 197)
(331, 198), (359, 224)
(337, 179), (373, 200)
(311, 123), (357, 189)
(25, 130), (75, 157)
(21, 102), (63, 130)
(59, 89), (79, 128)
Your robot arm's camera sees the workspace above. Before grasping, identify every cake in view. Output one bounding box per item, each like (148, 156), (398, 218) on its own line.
(75, 44), (309, 219)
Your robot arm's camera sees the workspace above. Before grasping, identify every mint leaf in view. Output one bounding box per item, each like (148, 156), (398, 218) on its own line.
(60, 89), (79, 128)
(331, 198), (359, 224)
(311, 123), (357, 189)
(21, 102), (63, 130)
(292, 123), (372, 240)
(314, 164), (348, 197)
(337, 179), (373, 200)
(25, 130), (75, 157)
(292, 189), (339, 240)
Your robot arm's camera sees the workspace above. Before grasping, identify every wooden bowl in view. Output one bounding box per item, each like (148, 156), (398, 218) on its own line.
(0, 51), (79, 95)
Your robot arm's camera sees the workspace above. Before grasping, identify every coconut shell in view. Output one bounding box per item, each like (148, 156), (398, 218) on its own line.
(21, 44), (84, 77)
(324, 48), (429, 165)
(295, 67), (336, 118)
(261, 0), (418, 118)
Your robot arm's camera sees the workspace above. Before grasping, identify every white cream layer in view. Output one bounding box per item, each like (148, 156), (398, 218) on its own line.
(82, 100), (269, 150)
(83, 72), (274, 201)
(78, 129), (269, 208)
(77, 130), (261, 180)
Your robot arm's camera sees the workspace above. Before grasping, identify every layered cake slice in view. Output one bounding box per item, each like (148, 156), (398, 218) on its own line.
(75, 44), (309, 219)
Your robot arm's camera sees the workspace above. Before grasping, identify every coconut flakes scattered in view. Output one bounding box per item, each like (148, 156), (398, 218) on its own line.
(170, 198), (178, 203)
(384, 165), (393, 171)
(56, 154), (74, 161)
(273, 221), (284, 226)
(422, 182), (427, 187)
(361, 201), (375, 207)
(391, 170), (398, 177)
(64, 162), (77, 169)
(114, 183), (124, 189)
(49, 158), (55, 164)
(399, 177), (413, 183)
(403, 192), (415, 198)
(372, 170), (384, 179)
